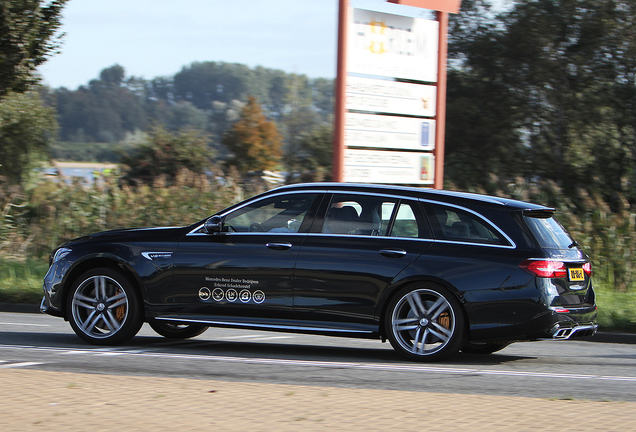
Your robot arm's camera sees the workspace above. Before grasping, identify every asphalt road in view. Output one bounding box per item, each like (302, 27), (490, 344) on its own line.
(1, 311), (635, 402)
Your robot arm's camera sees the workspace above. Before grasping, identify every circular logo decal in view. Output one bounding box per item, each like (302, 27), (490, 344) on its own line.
(199, 287), (211, 301)
(212, 288), (224, 302)
(253, 290), (265, 304)
(239, 289), (251, 303)
(226, 288), (238, 302)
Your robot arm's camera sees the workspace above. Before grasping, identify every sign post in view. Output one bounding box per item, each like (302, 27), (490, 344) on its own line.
(333, 0), (461, 189)
(332, 0), (349, 183)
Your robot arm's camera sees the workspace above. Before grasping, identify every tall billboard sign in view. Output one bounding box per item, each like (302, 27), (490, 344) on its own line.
(348, 9), (439, 82)
(333, 0), (461, 188)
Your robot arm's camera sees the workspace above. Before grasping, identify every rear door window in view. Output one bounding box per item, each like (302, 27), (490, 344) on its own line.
(391, 202), (424, 239)
(322, 194), (396, 236)
(320, 194), (431, 239)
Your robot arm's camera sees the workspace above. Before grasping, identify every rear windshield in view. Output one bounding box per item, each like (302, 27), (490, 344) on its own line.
(524, 214), (574, 249)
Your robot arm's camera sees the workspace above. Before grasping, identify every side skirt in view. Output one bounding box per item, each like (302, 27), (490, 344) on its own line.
(153, 315), (380, 339)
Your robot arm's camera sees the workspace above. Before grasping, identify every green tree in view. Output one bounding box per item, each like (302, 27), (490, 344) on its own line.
(445, 0), (636, 205)
(279, 73), (327, 172)
(173, 62), (254, 109)
(445, 68), (525, 188)
(492, 0), (616, 190)
(287, 124), (333, 182)
(0, 0), (67, 97)
(444, 0), (528, 188)
(222, 96), (282, 173)
(0, 91), (57, 183)
(120, 125), (213, 185)
(50, 62), (334, 163)
(99, 64), (125, 86)
(55, 65), (148, 143)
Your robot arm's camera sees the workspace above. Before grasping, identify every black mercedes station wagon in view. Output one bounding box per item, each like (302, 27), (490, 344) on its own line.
(41, 183), (597, 361)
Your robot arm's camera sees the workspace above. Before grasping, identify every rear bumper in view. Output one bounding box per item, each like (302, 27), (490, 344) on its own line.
(468, 302), (598, 343)
(543, 301), (598, 340)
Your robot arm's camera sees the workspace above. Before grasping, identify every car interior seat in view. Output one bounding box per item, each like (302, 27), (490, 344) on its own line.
(358, 208), (382, 235)
(450, 221), (471, 239)
(325, 206), (359, 234)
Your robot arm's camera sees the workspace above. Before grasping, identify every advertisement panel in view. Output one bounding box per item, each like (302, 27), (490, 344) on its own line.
(346, 76), (436, 117)
(348, 8), (439, 82)
(344, 149), (435, 185)
(345, 113), (435, 151)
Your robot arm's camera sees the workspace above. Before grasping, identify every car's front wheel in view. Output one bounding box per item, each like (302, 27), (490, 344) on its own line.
(148, 319), (208, 339)
(385, 284), (465, 361)
(66, 267), (143, 345)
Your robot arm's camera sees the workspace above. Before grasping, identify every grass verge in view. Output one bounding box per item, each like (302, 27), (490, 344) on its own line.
(0, 259), (48, 304)
(594, 284), (636, 332)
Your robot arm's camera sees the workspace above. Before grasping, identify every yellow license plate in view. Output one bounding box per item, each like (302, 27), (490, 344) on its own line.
(569, 268), (585, 281)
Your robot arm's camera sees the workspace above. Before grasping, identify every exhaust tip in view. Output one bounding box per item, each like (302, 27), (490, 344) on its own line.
(551, 324), (598, 340)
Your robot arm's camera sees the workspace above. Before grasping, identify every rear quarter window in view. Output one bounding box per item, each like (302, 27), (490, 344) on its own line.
(427, 204), (509, 246)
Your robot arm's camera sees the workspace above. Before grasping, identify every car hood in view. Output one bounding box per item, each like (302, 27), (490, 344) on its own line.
(62, 226), (190, 247)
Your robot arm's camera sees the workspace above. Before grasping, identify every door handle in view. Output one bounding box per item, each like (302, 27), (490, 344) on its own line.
(266, 242), (293, 250)
(380, 249), (407, 258)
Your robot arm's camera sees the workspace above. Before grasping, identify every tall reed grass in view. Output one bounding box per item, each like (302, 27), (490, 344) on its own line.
(1, 169), (248, 260)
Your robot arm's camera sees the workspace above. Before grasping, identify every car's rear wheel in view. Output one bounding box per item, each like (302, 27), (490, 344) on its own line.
(385, 284), (464, 361)
(148, 319), (208, 339)
(461, 341), (511, 355)
(66, 267), (143, 345)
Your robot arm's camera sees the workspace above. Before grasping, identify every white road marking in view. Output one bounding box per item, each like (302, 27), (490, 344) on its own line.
(0, 322), (50, 327)
(0, 343), (635, 383)
(59, 350), (96, 355)
(0, 361), (44, 369)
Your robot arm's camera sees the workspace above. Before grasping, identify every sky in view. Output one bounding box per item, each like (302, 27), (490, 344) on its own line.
(38, 0), (431, 90)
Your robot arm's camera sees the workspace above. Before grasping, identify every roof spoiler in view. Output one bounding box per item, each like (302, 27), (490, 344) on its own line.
(522, 209), (556, 218)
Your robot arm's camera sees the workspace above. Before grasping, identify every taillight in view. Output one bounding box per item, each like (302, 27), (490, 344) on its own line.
(582, 262), (592, 276)
(520, 259), (567, 278)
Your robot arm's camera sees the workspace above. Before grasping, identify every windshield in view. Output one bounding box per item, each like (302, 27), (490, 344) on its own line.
(524, 214), (574, 249)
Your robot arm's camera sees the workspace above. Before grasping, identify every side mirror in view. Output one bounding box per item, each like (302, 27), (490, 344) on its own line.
(204, 215), (223, 234)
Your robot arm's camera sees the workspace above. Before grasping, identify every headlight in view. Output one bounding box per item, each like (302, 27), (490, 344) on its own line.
(52, 247), (72, 264)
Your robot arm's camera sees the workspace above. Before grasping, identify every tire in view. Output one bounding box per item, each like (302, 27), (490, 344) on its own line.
(66, 267), (143, 345)
(461, 341), (511, 355)
(385, 283), (465, 361)
(148, 319), (208, 339)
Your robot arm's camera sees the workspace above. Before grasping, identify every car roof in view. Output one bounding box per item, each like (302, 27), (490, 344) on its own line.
(270, 183), (553, 212)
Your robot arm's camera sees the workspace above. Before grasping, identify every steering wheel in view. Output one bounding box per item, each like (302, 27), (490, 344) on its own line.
(287, 219), (301, 232)
(249, 222), (265, 232)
